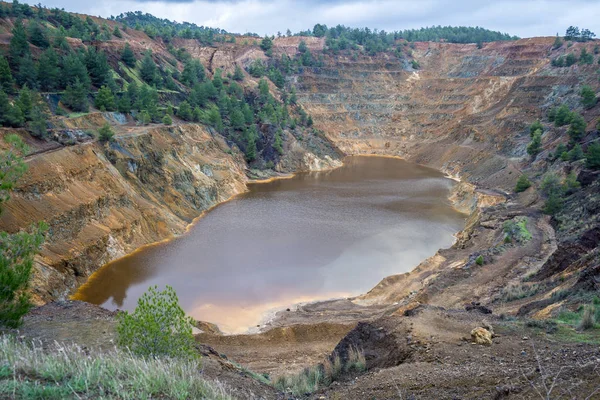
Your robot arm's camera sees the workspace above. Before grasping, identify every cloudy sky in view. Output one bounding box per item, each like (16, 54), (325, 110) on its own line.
(34, 0), (600, 38)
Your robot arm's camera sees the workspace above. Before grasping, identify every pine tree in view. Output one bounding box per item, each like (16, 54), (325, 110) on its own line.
(568, 114), (586, 142)
(585, 142), (600, 169)
(567, 144), (584, 161)
(9, 19), (29, 65)
(554, 105), (572, 127)
(37, 48), (60, 91)
(552, 35), (563, 49)
(127, 81), (139, 109)
(579, 48), (594, 65)
(62, 78), (89, 112)
(0, 58), (15, 94)
(248, 59), (265, 78)
(529, 120), (543, 137)
(274, 128), (283, 155)
(138, 110), (151, 125)
(98, 123), (114, 142)
(208, 108), (223, 132)
(60, 52), (90, 89)
(527, 129), (542, 157)
(244, 126), (257, 161)
(113, 26), (122, 38)
(192, 106), (202, 122)
(289, 86), (297, 105)
(258, 78), (270, 103)
(212, 69), (223, 91)
(85, 47), (112, 87)
(117, 92), (131, 113)
(242, 103), (254, 125)
(53, 27), (69, 51)
(162, 114), (172, 125)
(6, 101), (25, 127)
(0, 90), (12, 126)
(16, 55), (37, 89)
(565, 53), (577, 66)
(27, 105), (48, 138)
(230, 109), (245, 130)
(16, 85), (34, 121)
(298, 40), (308, 53)
(515, 175), (531, 193)
(140, 51), (157, 85)
(94, 85), (116, 111)
(177, 101), (193, 121)
(217, 91), (229, 118)
(233, 64), (244, 81)
(27, 20), (49, 48)
(260, 36), (273, 52)
(121, 43), (136, 68)
(580, 85), (597, 109)
(116, 285), (196, 359)
(181, 59), (205, 86)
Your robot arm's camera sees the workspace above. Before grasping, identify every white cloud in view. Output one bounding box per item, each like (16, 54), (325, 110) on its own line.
(36, 0), (600, 38)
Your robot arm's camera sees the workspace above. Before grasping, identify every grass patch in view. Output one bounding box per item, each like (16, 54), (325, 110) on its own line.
(552, 324), (600, 344)
(500, 282), (542, 302)
(67, 112), (90, 119)
(544, 302), (600, 344)
(555, 303), (600, 327)
(0, 335), (232, 400)
(119, 62), (145, 87)
(230, 361), (270, 386)
(274, 346), (366, 396)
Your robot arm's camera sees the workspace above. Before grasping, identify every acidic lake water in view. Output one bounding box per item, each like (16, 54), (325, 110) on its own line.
(75, 156), (466, 333)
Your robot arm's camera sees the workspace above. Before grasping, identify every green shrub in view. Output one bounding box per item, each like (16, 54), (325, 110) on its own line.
(568, 113), (586, 142)
(98, 123), (114, 143)
(116, 285), (197, 359)
(503, 218), (532, 243)
(475, 255), (484, 266)
(543, 193), (564, 215)
(553, 143), (568, 161)
(580, 85), (597, 109)
(527, 129), (542, 157)
(515, 174), (531, 192)
(563, 172), (581, 192)
(529, 120), (543, 136)
(553, 104), (573, 127)
(540, 173), (565, 215)
(94, 85), (116, 111)
(586, 142), (600, 169)
(566, 144), (584, 161)
(162, 114), (172, 125)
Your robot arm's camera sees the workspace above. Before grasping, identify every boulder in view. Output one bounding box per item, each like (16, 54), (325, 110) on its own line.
(470, 327), (492, 345)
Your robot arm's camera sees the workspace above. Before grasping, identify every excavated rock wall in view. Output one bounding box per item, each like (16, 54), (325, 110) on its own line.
(291, 37), (598, 192)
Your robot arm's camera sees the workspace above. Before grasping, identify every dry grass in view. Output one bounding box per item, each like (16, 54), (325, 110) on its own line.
(578, 306), (597, 331)
(0, 335), (232, 400)
(274, 346), (366, 396)
(500, 282), (541, 302)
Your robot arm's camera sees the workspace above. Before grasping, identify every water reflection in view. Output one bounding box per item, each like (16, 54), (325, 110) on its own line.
(74, 156), (466, 333)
